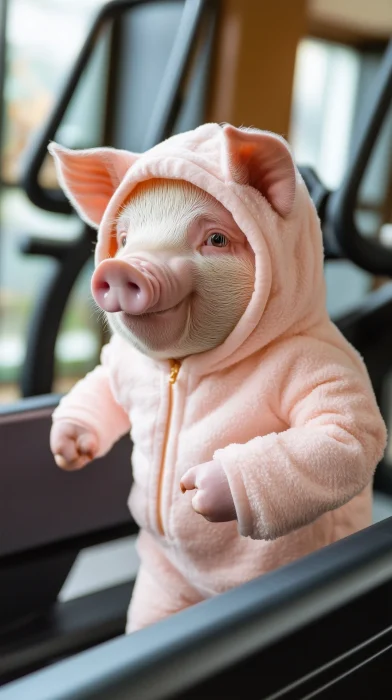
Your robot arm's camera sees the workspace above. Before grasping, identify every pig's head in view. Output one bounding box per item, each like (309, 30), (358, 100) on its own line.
(49, 124), (297, 362)
(91, 178), (255, 359)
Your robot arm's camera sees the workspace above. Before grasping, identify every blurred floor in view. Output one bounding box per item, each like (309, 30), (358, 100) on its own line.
(59, 535), (140, 602)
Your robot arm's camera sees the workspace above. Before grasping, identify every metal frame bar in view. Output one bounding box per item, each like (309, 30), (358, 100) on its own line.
(2, 516), (392, 699)
(142, 0), (216, 149)
(0, 392), (136, 674)
(19, 225), (94, 397)
(21, 0), (214, 214)
(325, 39), (392, 273)
(0, 581), (133, 687)
(0, 393), (135, 558)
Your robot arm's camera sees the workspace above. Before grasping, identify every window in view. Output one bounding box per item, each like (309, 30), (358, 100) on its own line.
(0, 0), (108, 401)
(290, 38), (392, 318)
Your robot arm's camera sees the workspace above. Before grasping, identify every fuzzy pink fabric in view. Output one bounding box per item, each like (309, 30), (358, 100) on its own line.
(50, 123), (387, 628)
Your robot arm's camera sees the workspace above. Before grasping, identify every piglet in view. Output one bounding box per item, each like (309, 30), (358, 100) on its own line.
(49, 124), (386, 632)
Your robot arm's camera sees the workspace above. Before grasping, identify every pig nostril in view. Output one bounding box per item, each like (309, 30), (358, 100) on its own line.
(128, 282), (141, 296)
(97, 280), (110, 292)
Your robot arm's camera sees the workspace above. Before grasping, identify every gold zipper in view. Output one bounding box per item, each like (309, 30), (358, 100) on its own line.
(157, 359), (181, 535)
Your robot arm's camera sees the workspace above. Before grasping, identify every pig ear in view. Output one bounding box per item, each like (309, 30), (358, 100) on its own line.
(48, 143), (139, 228)
(222, 125), (296, 217)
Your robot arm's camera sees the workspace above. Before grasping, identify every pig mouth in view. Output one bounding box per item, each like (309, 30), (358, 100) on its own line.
(115, 296), (191, 352)
(119, 297), (188, 325)
(148, 299), (184, 316)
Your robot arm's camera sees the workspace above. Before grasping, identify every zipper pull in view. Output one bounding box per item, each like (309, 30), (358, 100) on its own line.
(169, 360), (181, 385)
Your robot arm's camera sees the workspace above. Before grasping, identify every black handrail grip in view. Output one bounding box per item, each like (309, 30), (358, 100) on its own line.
(20, 225), (94, 397)
(22, 0), (145, 213)
(21, 15), (109, 214)
(21, 0), (205, 215)
(326, 39), (392, 274)
(298, 165), (340, 259)
(143, 0), (215, 149)
(19, 234), (81, 261)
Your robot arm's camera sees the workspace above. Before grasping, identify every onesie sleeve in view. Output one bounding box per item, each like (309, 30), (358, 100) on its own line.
(214, 340), (387, 540)
(52, 333), (131, 458)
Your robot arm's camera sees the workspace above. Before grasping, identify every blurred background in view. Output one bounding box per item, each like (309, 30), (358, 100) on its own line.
(0, 0), (391, 403)
(1, 2), (392, 690)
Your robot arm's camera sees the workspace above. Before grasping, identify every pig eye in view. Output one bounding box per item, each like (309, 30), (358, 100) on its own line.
(205, 233), (228, 248)
(119, 233), (127, 247)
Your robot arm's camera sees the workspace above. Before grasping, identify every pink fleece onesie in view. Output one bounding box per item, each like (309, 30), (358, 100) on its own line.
(50, 123), (387, 632)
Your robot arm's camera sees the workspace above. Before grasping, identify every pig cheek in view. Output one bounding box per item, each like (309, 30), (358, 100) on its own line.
(197, 254), (254, 314)
(191, 256), (254, 348)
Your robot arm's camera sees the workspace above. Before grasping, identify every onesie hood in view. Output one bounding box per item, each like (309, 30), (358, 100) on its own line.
(49, 123), (327, 375)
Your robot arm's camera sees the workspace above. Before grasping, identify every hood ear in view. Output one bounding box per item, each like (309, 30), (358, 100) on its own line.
(48, 143), (139, 228)
(222, 125), (296, 217)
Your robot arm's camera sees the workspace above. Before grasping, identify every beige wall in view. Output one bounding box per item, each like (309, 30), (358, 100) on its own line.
(205, 0), (391, 137)
(309, 0), (392, 39)
(206, 0), (307, 136)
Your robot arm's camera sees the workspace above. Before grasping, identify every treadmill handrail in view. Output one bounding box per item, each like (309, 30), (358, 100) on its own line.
(18, 0), (216, 397)
(21, 0), (212, 215)
(1, 393), (135, 557)
(325, 39), (392, 273)
(2, 517), (392, 699)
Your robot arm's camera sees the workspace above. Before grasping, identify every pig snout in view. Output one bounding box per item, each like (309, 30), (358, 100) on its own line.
(91, 257), (192, 315)
(91, 259), (161, 315)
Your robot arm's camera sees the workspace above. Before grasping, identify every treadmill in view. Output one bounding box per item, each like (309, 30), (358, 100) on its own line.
(2, 516), (392, 698)
(1, 0), (392, 694)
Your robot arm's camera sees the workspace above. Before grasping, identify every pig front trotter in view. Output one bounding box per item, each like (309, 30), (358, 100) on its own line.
(180, 460), (238, 523)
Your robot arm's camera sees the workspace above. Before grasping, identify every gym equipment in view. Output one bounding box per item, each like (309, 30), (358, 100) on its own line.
(2, 515), (392, 698)
(0, 394), (135, 685)
(19, 0), (218, 398)
(1, 0), (392, 691)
